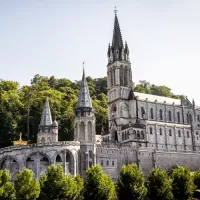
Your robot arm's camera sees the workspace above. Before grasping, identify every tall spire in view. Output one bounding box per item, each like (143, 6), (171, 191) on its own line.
(76, 63), (92, 116)
(107, 8), (130, 64)
(112, 8), (123, 51)
(40, 96), (52, 126)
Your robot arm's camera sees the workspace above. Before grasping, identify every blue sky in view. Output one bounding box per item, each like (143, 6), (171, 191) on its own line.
(0, 0), (200, 103)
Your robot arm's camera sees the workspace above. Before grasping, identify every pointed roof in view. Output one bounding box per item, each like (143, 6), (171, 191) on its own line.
(40, 96), (52, 126)
(76, 68), (92, 109)
(112, 13), (123, 50)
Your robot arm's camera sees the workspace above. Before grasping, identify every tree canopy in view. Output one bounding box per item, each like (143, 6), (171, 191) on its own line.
(0, 75), (184, 147)
(116, 163), (147, 200)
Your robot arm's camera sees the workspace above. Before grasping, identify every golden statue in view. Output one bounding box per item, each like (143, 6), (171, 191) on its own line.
(13, 132), (28, 146)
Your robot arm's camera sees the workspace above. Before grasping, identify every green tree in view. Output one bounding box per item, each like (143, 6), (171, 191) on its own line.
(39, 164), (80, 200)
(75, 174), (84, 200)
(171, 166), (195, 200)
(194, 170), (200, 189)
(116, 163), (147, 200)
(84, 165), (116, 200)
(147, 168), (173, 200)
(14, 168), (40, 200)
(0, 169), (15, 200)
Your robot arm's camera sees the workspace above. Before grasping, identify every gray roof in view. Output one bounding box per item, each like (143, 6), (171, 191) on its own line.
(76, 68), (92, 109)
(134, 92), (181, 105)
(40, 96), (52, 126)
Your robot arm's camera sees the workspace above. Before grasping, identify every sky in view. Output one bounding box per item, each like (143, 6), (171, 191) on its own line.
(0, 0), (200, 103)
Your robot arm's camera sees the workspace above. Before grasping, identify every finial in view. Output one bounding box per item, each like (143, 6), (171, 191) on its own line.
(114, 6), (118, 15)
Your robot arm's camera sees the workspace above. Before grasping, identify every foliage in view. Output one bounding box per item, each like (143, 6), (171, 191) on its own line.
(0, 75), (185, 147)
(39, 164), (81, 200)
(194, 169), (200, 189)
(0, 169), (15, 200)
(84, 165), (116, 200)
(147, 168), (173, 200)
(14, 168), (40, 200)
(171, 166), (195, 200)
(116, 163), (147, 200)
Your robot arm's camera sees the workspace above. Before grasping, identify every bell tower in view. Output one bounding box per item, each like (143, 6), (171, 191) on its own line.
(74, 65), (96, 177)
(107, 9), (133, 142)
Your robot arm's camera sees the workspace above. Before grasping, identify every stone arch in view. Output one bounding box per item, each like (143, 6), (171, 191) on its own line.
(88, 121), (92, 142)
(41, 137), (45, 143)
(47, 137), (51, 143)
(26, 152), (50, 178)
(0, 156), (19, 181)
(56, 154), (62, 163)
(80, 121), (85, 141)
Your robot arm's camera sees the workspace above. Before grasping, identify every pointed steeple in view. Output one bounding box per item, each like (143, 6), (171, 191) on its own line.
(112, 12), (123, 51)
(40, 96), (52, 126)
(76, 64), (92, 116)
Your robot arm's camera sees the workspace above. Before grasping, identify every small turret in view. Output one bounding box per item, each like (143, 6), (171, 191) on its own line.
(37, 97), (58, 143)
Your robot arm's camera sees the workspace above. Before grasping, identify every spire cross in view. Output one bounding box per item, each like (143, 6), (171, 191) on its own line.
(114, 6), (118, 15)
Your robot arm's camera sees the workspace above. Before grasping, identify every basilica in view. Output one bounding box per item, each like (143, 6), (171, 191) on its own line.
(1, 12), (200, 180)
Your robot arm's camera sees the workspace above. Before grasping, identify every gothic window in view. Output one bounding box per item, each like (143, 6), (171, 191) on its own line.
(88, 121), (92, 142)
(196, 131), (199, 136)
(141, 131), (144, 139)
(150, 108), (154, 120)
(141, 107), (145, 118)
(160, 128), (162, 136)
(107, 160), (109, 166)
(80, 121), (85, 141)
(150, 127), (153, 134)
(112, 161), (114, 166)
(122, 132), (124, 141)
(187, 113), (192, 124)
(177, 112), (180, 123)
(124, 67), (128, 86)
(133, 130), (136, 138)
(159, 109), (163, 121)
(198, 115), (200, 122)
(169, 129), (172, 136)
(101, 160), (103, 166)
(187, 131), (190, 138)
(178, 130), (181, 137)
(41, 137), (45, 143)
(89, 150), (92, 159)
(168, 111), (172, 122)
(125, 131), (127, 140)
(137, 130), (140, 139)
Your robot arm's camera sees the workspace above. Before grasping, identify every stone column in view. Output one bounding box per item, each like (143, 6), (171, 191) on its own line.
(36, 153), (40, 179)
(174, 127), (177, 151)
(165, 126), (168, 150)
(183, 128), (186, 151)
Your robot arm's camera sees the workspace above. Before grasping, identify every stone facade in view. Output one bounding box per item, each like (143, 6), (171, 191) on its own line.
(1, 12), (200, 181)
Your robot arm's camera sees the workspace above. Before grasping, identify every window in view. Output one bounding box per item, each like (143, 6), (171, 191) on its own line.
(112, 161), (114, 166)
(178, 130), (181, 137)
(177, 112), (180, 123)
(101, 160), (103, 166)
(198, 115), (200, 122)
(107, 160), (109, 166)
(137, 130), (140, 139)
(122, 132), (124, 141)
(141, 107), (145, 118)
(141, 131), (144, 139)
(150, 127), (153, 134)
(159, 109), (163, 120)
(160, 128), (162, 135)
(187, 131), (190, 138)
(150, 108), (154, 119)
(168, 111), (172, 121)
(169, 129), (172, 136)
(196, 131), (199, 136)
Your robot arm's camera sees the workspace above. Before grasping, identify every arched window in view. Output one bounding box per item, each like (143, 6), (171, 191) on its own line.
(141, 107), (145, 118)
(41, 137), (45, 143)
(177, 112), (180, 123)
(56, 154), (62, 163)
(80, 121), (85, 141)
(137, 130), (140, 139)
(133, 130), (136, 138)
(168, 111), (172, 122)
(198, 115), (200, 122)
(187, 131), (190, 138)
(169, 129), (172, 136)
(150, 108), (154, 120)
(122, 132), (124, 141)
(88, 121), (92, 141)
(160, 128), (162, 135)
(178, 130), (181, 137)
(150, 127), (153, 134)
(141, 131), (144, 139)
(159, 109), (163, 121)
(107, 160), (109, 166)
(124, 131), (127, 140)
